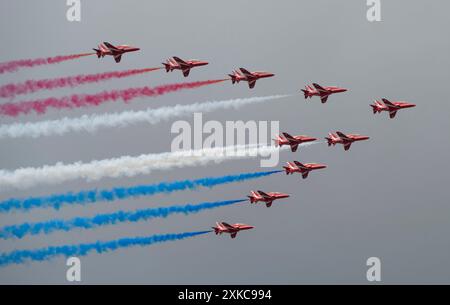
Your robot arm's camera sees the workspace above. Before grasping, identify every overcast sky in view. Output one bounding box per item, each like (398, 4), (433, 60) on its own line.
(0, 0), (449, 284)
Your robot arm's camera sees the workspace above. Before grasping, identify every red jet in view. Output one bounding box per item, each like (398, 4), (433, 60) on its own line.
(301, 83), (347, 103)
(228, 68), (274, 89)
(273, 132), (317, 152)
(371, 98), (416, 119)
(162, 56), (209, 77)
(93, 42), (140, 63)
(326, 131), (370, 151)
(212, 222), (254, 239)
(283, 161), (327, 179)
(248, 190), (290, 208)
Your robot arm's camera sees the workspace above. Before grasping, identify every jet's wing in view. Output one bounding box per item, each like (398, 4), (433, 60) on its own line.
(266, 201), (273, 208)
(169, 58), (179, 66)
(290, 143), (299, 152)
(231, 232), (237, 238)
(282, 132), (295, 141)
(302, 172), (309, 179)
(239, 68), (253, 77)
(103, 42), (120, 52)
(221, 222), (234, 229)
(389, 110), (398, 119)
(257, 190), (271, 199)
(343, 142), (352, 151)
(114, 54), (122, 63)
(320, 96), (329, 103)
(312, 83), (328, 93)
(182, 68), (191, 77)
(293, 161), (306, 168)
(336, 131), (350, 140)
(382, 98), (398, 108)
(233, 69), (243, 77)
(173, 56), (189, 66)
(248, 80), (256, 89)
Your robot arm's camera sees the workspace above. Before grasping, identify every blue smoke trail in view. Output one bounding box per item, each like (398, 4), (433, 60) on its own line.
(0, 170), (281, 213)
(0, 199), (245, 239)
(0, 230), (211, 267)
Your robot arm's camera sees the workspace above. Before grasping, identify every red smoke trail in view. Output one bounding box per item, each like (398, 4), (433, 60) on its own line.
(0, 67), (162, 99)
(0, 53), (94, 74)
(0, 79), (228, 117)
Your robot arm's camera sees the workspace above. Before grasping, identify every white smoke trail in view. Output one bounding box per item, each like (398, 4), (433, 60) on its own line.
(0, 143), (320, 190)
(0, 95), (291, 139)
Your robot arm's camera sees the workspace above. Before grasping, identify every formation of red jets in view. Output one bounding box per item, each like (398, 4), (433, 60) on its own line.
(92, 42), (416, 239)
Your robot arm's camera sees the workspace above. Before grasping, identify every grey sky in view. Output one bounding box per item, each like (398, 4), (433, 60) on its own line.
(0, 0), (449, 284)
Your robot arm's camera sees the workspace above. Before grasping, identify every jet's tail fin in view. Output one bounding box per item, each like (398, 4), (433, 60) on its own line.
(325, 134), (333, 146)
(212, 227), (219, 235)
(162, 62), (171, 72)
(228, 71), (239, 84)
(370, 104), (379, 114)
(301, 86), (314, 99)
(283, 166), (293, 175)
(272, 138), (278, 147)
(301, 89), (308, 99)
(247, 196), (256, 203)
(93, 49), (102, 58)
